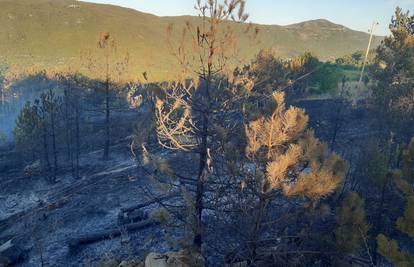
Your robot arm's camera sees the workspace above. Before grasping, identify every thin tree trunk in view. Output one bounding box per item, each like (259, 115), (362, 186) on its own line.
(250, 196), (268, 262)
(372, 177), (389, 265)
(193, 65), (212, 251)
(330, 118), (340, 151)
(50, 104), (58, 181)
(0, 86), (4, 111)
(64, 88), (74, 177)
(75, 96), (80, 179)
(194, 114), (208, 249)
(103, 60), (110, 160)
(42, 125), (51, 178)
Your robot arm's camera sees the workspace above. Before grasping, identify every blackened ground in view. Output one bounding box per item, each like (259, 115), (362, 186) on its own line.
(0, 99), (382, 266)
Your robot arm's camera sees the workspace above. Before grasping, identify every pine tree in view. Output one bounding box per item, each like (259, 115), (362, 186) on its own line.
(371, 7), (414, 140)
(59, 72), (85, 179)
(245, 91), (345, 200)
(243, 91), (346, 261)
(377, 235), (414, 267)
(392, 138), (414, 237)
(40, 89), (62, 180)
(14, 89), (63, 182)
(377, 137), (414, 266)
(14, 101), (42, 162)
(137, 0), (254, 256)
(82, 33), (129, 160)
(335, 192), (370, 255)
(240, 50), (321, 102)
(365, 144), (392, 261)
(396, 195), (414, 238)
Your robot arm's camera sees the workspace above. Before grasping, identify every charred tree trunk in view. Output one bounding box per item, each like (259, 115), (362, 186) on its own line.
(0, 86), (4, 111)
(50, 102), (58, 181)
(74, 95), (80, 178)
(103, 73), (110, 160)
(64, 88), (74, 177)
(193, 65), (212, 251)
(41, 124), (51, 178)
(250, 195), (268, 262)
(371, 175), (390, 265)
(194, 114), (208, 249)
(69, 219), (159, 248)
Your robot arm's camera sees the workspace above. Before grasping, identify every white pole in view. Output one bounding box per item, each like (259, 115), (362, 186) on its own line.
(359, 21), (378, 85)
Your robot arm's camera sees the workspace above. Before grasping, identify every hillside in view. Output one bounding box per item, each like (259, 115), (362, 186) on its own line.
(0, 0), (383, 80)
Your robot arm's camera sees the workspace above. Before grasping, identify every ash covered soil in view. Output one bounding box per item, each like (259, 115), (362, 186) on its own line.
(0, 99), (378, 266)
(0, 144), (171, 266)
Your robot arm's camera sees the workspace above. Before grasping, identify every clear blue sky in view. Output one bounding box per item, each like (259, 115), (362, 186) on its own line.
(81, 0), (414, 35)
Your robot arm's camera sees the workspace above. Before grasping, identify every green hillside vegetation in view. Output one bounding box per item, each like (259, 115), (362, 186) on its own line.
(0, 0), (382, 81)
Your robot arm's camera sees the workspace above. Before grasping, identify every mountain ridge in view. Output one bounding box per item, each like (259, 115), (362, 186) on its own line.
(0, 0), (383, 80)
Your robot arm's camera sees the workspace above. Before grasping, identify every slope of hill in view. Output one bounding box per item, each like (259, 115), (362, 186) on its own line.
(0, 0), (383, 80)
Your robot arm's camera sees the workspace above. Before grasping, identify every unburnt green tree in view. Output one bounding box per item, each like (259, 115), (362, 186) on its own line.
(14, 101), (42, 162)
(241, 50), (320, 99)
(363, 141), (397, 265)
(371, 7), (414, 141)
(239, 50), (341, 104)
(335, 192), (371, 263)
(376, 235), (414, 267)
(335, 51), (365, 67)
(14, 89), (62, 182)
(377, 138), (414, 266)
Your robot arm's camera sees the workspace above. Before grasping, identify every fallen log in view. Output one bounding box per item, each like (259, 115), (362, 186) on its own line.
(68, 219), (160, 248)
(121, 193), (180, 213)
